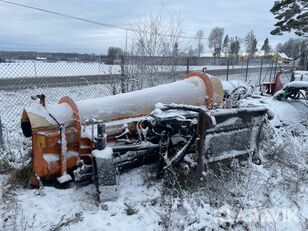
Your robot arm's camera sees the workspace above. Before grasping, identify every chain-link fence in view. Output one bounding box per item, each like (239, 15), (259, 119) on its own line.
(0, 56), (295, 158)
(0, 61), (119, 160)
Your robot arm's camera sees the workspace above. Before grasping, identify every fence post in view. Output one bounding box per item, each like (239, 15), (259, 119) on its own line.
(245, 57), (249, 82)
(226, 58), (229, 81)
(120, 55), (126, 93)
(259, 58), (263, 91)
(0, 116), (3, 148)
(186, 57), (189, 74)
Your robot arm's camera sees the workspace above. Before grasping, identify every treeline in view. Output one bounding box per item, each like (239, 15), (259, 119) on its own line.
(0, 51), (101, 62)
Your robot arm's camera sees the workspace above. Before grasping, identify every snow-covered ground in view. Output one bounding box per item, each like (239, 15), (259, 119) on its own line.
(1, 122), (307, 231)
(294, 71), (308, 81)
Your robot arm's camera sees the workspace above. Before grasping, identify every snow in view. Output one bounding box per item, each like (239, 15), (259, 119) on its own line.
(92, 147), (113, 159)
(98, 184), (118, 202)
(213, 116), (241, 128)
(221, 79), (253, 95)
(3, 139), (307, 231)
(294, 71), (308, 81)
(42, 151), (79, 165)
(284, 80), (308, 88)
(0, 141), (306, 230)
(240, 96), (308, 127)
(57, 173), (72, 184)
(24, 76), (207, 126)
(4, 168), (163, 231)
(278, 52), (290, 59)
(24, 101), (74, 126)
(76, 76), (207, 122)
(42, 154), (59, 163)
(4, 111), (305, 230)
(210, 106), (267, 117)
(155, 102), (207, 112)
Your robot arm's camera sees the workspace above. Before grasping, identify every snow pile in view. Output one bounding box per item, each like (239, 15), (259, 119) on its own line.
(92, 147), (113, 159)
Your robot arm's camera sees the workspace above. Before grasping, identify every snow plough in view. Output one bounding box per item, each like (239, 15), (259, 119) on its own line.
(20, 70), (308, 201)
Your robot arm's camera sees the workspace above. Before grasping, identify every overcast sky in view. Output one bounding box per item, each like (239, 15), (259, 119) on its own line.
(0, 0), (296, 54)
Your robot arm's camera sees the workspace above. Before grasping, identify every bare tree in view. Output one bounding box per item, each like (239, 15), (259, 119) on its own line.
(131, 12), (183, 58)
(208, 27), (224, 64)
(195, 30), (204, 57)
(129, 12), (183, 89)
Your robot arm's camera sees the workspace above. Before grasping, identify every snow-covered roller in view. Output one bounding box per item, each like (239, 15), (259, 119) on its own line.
(21, 72), (222, 135)
(20, 72), (224, 183)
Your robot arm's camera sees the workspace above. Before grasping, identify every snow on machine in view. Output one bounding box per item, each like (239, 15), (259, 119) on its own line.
(21, 71), (277, 200)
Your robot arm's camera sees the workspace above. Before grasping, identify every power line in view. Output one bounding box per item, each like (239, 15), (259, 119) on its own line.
(0, 0), (128, 30)
(0, 0), (209, 40)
